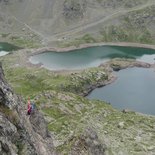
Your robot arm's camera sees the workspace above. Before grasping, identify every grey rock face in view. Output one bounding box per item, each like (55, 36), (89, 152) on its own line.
(0, 114), (18, 155)
(0, 62), (18, 109)
(0, 64), (56, 155)
(84, 128), (105, 155)
(71, 128), (105, 155)
(0, 0), (9, 5)
(63, 0), (87, 20)
(30, 109), (49, 139)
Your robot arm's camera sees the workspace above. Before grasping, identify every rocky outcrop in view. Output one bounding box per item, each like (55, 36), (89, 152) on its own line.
(106, 58), (151, 71)
(98, 0), (145, 9)
(0, 63), (56, 155)
(63, 0), (87, 20)
(0, 0), (9, 5)
(0, 113), (18, 155)
(0, 62), (18, 109)
(71, 128), (105, 155)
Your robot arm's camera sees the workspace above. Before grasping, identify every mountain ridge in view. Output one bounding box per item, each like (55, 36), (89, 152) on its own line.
(0, 0), (155, 47)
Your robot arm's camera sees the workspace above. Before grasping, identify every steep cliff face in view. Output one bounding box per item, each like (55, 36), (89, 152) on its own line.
(0, 63), (55, 155)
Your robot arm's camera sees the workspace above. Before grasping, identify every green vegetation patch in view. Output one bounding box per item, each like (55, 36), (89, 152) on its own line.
(11, 36), (41, 48)
(4, 66), (69, 97)
(61, 34), (97, 48)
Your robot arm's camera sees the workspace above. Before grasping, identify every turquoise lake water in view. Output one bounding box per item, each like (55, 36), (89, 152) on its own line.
(9, 44), (155, 115)
(0, 42), (20, 56)
(30, 46), (155, 70)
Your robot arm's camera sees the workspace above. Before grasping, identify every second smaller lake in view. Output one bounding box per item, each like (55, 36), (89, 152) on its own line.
(87, 67), (155, 115)
(0, 42), (20, 56)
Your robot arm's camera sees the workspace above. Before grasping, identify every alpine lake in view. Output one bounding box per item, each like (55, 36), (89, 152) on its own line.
(3, 43), (155, 115)
(0, 42), (20, 56)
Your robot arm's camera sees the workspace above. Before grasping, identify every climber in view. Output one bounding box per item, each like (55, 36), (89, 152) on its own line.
(27, 97), (32, 115)
(31, 100), (36, 114)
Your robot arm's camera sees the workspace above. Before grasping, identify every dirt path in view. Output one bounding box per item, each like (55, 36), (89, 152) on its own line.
(10, 14), (45, 39)
(47, 1), (155, 41)
(4, 0), (155, 44)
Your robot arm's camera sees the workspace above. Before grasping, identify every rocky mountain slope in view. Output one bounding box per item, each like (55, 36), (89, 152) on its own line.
(1, 49), (155, 154)
(0, 63), (55, 155)
(1, 1), (155, 154)
(0, 0), (155, 47)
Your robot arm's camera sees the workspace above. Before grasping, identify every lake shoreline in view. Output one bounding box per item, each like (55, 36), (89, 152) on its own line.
(17, 42), (155, 56)
(20, 42), (155, 70)
(18, 41), (155, 75)
(52, 42), (155, 52)
(80, 58), (152, 97)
